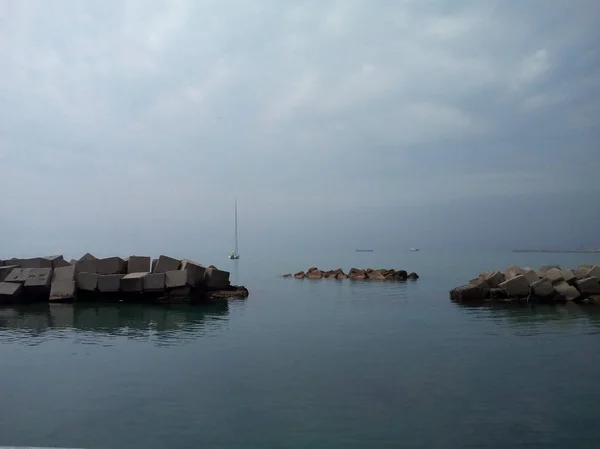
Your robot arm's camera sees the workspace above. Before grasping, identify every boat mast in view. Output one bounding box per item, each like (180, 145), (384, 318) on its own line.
(234, 199), (239, 254)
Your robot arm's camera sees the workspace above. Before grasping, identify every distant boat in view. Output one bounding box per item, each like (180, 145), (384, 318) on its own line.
(356, 249), (374, 252)
(410, 248), (419, 252)
(228, 199), (240, 260)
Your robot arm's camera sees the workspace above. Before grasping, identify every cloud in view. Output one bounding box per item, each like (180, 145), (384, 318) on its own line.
(0, 0), (599, 255)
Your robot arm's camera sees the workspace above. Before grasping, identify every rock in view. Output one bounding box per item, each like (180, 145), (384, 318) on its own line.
(522, 269), (539, 285)
(573, 268), (588, 279)
(4, 268), (33, 283)
(79, 253), (97, 261)
(43, 255), (66, 269)
(151, 258), (158, 272)
(307, 267), (319, 273)
(450, 284), (485, 303)
(76, 272), (98, 291)
(531, 278), (555, 297)
(165, 270), (190, 289)
(539, 265), (560, 273)
(52, 265), (76, 282)
(544, 268), (564, 284)
(97, 257), (126, 275)
(306, 269), (323, 279)
(121, 272), (148, 292)
(560, 269), (577, 284)
(0, 282), (23, 302)
(49, 281), (76, 302)
(484, 271), (506, 288)
(75, 258), (98, 274)
(584, 266), (600, 279)
(294, 271), (306, 279)
(469, 277), (490, 293)
(554, 281), (580, 301)
(126, 256), (151, 273)
(489, 288), (507, 300)
(367, 270), (385, 280)
(0, 265), (19, 282)
(205, 267), (231, 289)
(180, 259), (206, 286)
(505, 265), (525, 279)
(587, 295), (600, 304)
(282, 273), (292, 278)
(348, 268), (366, 279)
(407, 272), (419, 280)
(53, 258), (71, 268)
(499, 275), (530, 297)
(154, 255), (181, 273)
(335, 272), (349, 279)
(394, 270), (408, 280)
(143, 273), (165, 291)
(24, 268), (53, 290)
(98, 274), (125, 293)
(574, 277), (600, 295)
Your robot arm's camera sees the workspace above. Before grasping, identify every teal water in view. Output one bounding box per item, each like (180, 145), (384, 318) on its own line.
(1, 250), (600, 448)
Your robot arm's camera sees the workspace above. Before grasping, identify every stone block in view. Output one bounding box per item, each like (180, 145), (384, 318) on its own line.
(44, 255), (67, 268)
(204, 267), (231, 289)
(126, 256), (151, 274)
(180, 259), (206, 286)
(554, 281), (580, 301)
(121, 272), (148, 292)
(24, 268), (53, 289)
(76, 272), (98, 291)
(522, 269), (539, 285)
(574, 277), (600, 295)
(53, 258), (71, 268)
(0, 265), (20, 282)
(0, 282), (23, 302)
(49, 281), (77, 302)
(499, 275), (530, 297)
(561, 269), (576, 283)
(584, 266), (600, 279)
(143, 273), (165, 291)
(4, 268), (33, 283)
(544, 268), (564, 284)
(367, 270), (385, 280)
(450, 284), (485, 303)
(294, 271), (305, 279)
(79, 253), (97, 261)
(151, 259), (158, 272)
(18, 257), (53, 269)
(539, 265), (560, 273)
(154, 255), (181, 273)
(531, 278), (554, 297)
(484, 271), (506, 288)
(52, 265), (76, 282)
(97, 257), (126, 275)
(573, 268), (588, 280)
(505, 265), (525, 279)
(165, 270), (190, 289)
(98, 274), (125, 293)
(75, 259), (98, 274)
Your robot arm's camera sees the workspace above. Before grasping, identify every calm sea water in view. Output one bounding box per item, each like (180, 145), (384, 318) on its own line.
(1, 250), (600, 449)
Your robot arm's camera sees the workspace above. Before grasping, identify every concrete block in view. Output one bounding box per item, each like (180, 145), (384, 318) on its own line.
(79, 253), (97, 261)
(499, 275), (530, 297)
(531, 278), (554, 297)
(165, 270), (192, 289)
(75, 258), (98, 274)
(561, 269), (576, 283)
(544, 268), (564, 284)
(143, 273), (165, 291)
(573, 268), (587, 280)
(574, 277), (600, 295)
(204, 267), (231, 289)
(0, 282), (23, 302)
(18, 257), (53, 269)
(154, 255), (181, 273)
(24, 268), (53, 289)
(505, 265), (525, 279)
(121, 272), (147, 292)
(0, 265), (20, 282)
(522, 269), (539, 285)
(180, 259), (206, 286)
(53, 258), (71, 268)
(584, 266), (600, 279)
(4, 268), (33, 283)
(554, 281), (580, 301)
(97, 257), (126, 275)
(76, 272), (98, 291)
(52, 265), (76, 282)
(44, 255), (68, 268)
(49, 281), (76, 302)
(484, 271), (506, 288)
(151, 259), (158, 272)
(126, 256), (151, 274)
(98, 274), (125, 293)
(539, 265), (560, 273)
(450, 284), (486, 303)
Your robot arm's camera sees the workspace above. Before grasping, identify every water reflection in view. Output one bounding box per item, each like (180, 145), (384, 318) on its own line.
(0, 302), (229, 346)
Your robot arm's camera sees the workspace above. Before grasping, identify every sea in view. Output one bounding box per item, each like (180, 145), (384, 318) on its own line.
(1, 249), (600, 449)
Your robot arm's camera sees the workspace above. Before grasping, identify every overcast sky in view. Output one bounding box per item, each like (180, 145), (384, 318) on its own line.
(1, 0), (599, 258)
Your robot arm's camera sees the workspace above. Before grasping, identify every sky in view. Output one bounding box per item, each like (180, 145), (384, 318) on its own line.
(0, 0), (599, 258)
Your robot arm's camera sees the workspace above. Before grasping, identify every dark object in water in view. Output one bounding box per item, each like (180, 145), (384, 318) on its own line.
(355, 249), (374, 252)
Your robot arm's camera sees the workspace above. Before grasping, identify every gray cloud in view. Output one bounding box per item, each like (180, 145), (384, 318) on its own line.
(0, 0), (599, 256)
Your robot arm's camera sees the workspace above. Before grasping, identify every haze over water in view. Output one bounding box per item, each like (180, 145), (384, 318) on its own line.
(1, 249), (600, 449)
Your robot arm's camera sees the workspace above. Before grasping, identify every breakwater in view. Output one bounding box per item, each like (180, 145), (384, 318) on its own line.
(283, 267), (419, 280)
(450, 264), (600, 305)
(0, 254), (248, 304)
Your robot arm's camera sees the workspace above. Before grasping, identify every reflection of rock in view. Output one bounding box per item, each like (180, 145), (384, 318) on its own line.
(451, 264), (600, 306)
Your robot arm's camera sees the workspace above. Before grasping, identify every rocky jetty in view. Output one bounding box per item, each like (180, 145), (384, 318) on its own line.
(450, 264), (600, 305)
(0, 254), (248, 305)
(283, 267), (419, 281)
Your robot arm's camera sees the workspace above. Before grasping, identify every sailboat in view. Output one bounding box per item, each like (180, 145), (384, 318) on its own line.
(228, 199), (240, 259)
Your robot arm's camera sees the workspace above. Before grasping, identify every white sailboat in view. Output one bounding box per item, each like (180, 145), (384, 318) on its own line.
(228, 199), (240, 259)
